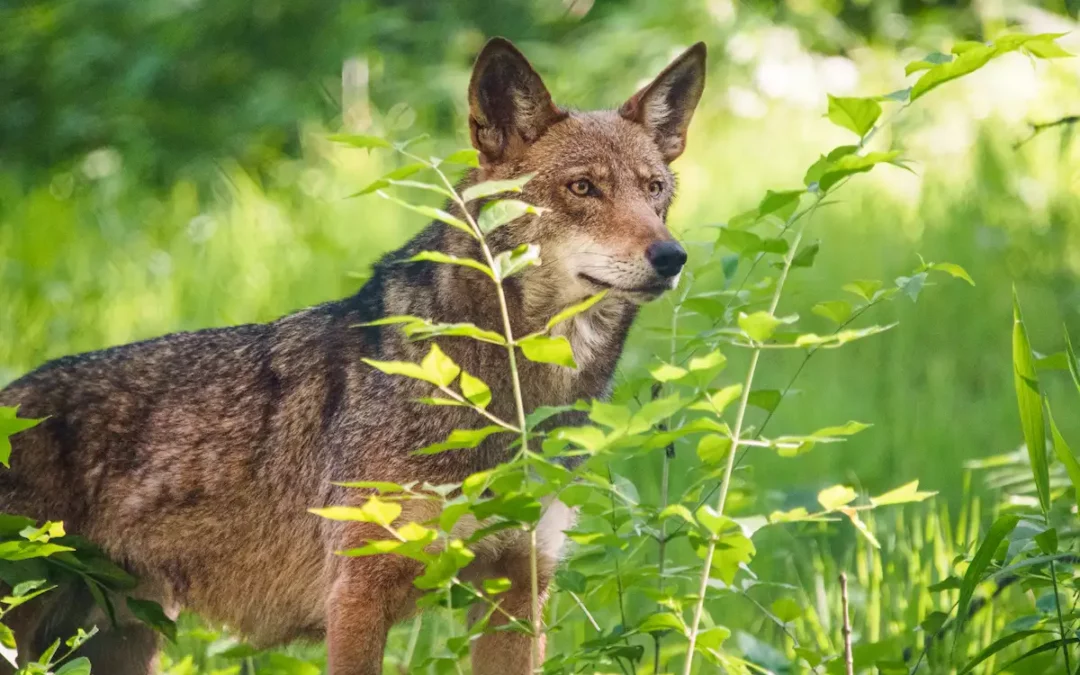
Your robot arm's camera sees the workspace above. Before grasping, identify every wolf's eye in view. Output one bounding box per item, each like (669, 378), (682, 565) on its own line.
(568, 179), (595, 197)
(648, 180), (664, 196)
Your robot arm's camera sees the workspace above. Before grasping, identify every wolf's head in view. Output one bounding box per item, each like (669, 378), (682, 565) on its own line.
(467, 38), (706, 306)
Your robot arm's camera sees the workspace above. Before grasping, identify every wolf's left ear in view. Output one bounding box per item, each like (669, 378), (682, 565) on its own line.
(468, 38), (566, 165)
(620, 43), (707, 162)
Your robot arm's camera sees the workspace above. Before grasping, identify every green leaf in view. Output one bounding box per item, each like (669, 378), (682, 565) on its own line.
(920, 611), (949, 634)
(928, 262), (975, 286)
(696, 435), (732, 465)
(790, 242), (820, 268)
(555, 569), (587, 593)
(738, 311), (782, 342)
(843, 279), (883, 302)
(400, 320), (507, 345)
(957, 630), (1050, 674)
(461, 174), (535, 202)
(459, 371), (492, 410)
(812, 300), (853, 325)
(956, 514), (1020, 631)
(817, 151), (902, 192)
(869, 480), (936, 506)
(545, 291), (608, 331)
(910, 45), (996, 101)
(443, 149), (481, 168)
(650, 362), (688, 383)
(0, 406), (44, 468)
(423, 343), (462, 387)
(482, 577), (512, 595)
(792, 324), (895, 349)
(638, 613), (685, 634)
(904, 51), (953, 75)
(747, 389), (783, 413)
(127, 598), (178, 642)
(351, 162), (428, 196)
(405, 250), (493, 280)
(658, 504), (696, 525)
(689, 350), (726, 372)
(758, 189), (803, 220)
(811, 421), (871, 438)
(377, 191), (476, 238)
(55, 657), (92, 675)
(928, 576), (962, 592)
(1034, 527), (1058, 555)
(332, 480), (405, 493)
(327, 133), (392, 150)
(771, 597), (802, 623)
(1048, 404), (1080, 513)
(310, 497), (402, 527)
(845, 509), (881, 548)
(697, 626), (731, 651)
(1012, 290), (1050, 516)
(415, 426), (510, 454)
(690, 384), (743, 415)
(1065, 328), (1080, 396)
(1023, 37), (1073, 58)
(493, 244), (540, 281)
(518, 335), (576, 368)
(817, 485), (857, 510)
(895, 272), (927, 302)
(827, 95), (882, 137)
(477, 199), (544, 234)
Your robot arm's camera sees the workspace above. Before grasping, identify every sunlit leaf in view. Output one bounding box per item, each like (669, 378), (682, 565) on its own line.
(518, 335), (576, 368)
(377, 191), (475, 238)
(869, 480), (936, 507)
(459, 371), (492, 410)
(817, 485), (857, 510)
(350, 162), (428, 197)
(650, 362), (688, 382)
(697, 434), (732, 465)
(405, 250), (493, 280)
(493, 243), (540, 281)
(309, 497), (402, 527)
(827, 95), (882, 137)
(771, 597), (802, 623)
(690, 384), (743, 416)
(0, 406), (44, 468)
(812, 300), (853, 325)
(638, 613), (685, 634)
(739, 311), (785, 342)
(327, 133), (391, 150)
(415, 426), (510, 454)
(1012, 290), (1050, 515)
(443, 149), (481, 168)
(1047, 404), (1080, 513)
(477, 199), (544, 234)
(461, 174), (535, 202)
(546, 291), (608, 331)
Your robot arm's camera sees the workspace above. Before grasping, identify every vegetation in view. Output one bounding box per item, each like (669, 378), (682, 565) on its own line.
(2, 1), (1079, 674)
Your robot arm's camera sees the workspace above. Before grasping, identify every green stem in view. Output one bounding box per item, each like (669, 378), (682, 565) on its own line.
(681, 224), (807, 674)
(426, 160), (539, 665)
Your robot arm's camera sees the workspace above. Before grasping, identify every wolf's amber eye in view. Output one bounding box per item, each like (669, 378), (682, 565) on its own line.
(648, 180), (664, 196)
(568, 179), (595, 197)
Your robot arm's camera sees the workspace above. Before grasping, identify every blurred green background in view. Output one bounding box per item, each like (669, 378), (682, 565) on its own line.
(2, 0), (1079, 671)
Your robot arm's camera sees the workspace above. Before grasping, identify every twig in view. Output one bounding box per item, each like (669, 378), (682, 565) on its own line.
(840, 572), (854, 675)
(1014, 115), (1079, 149)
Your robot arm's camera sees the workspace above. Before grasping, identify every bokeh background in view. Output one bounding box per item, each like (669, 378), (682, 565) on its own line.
(2, 0), (1079, 671)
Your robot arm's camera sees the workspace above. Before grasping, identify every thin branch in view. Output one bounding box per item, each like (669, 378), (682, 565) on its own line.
(1014, 115), (1079, 149)
(840, 572), (854, 675)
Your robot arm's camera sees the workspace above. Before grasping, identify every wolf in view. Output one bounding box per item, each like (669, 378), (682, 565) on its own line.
(0, 37), (705, 674)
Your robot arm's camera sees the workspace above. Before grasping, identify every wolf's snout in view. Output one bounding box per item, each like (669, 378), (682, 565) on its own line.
(645, 240), (687, 278)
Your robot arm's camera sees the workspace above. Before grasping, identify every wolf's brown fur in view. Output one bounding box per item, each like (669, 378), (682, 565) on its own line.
(0, 38), (705, 674)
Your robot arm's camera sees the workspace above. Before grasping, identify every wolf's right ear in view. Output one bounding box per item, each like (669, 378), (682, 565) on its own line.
(468, 38), (566, 165)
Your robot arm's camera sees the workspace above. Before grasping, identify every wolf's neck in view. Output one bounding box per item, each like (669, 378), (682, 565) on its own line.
(369, 220), (638, 406)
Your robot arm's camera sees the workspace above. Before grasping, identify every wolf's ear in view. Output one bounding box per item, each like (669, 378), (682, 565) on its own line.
(468, 37), (566, 165)
(619, 43), (707, 162)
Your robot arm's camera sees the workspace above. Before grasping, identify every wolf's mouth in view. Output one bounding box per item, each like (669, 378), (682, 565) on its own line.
(578, 273), (669, 297)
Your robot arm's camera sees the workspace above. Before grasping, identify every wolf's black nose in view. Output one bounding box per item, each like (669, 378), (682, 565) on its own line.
(646, 241), (687, 278)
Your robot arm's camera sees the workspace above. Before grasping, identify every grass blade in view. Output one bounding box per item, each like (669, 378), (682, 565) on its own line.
(957, 513), (1019, 631)
(1012, 289), (1050, 516)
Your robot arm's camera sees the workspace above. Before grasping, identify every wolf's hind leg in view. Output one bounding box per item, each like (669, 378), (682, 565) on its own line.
(75, 623), (160, 675)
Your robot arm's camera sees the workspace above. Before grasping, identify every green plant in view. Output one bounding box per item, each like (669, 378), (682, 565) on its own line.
(304, 31), (1072, 674)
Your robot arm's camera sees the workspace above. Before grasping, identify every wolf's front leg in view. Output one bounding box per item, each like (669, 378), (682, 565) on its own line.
(469, 552), (552, 675)
(327, 526), (423, 675)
